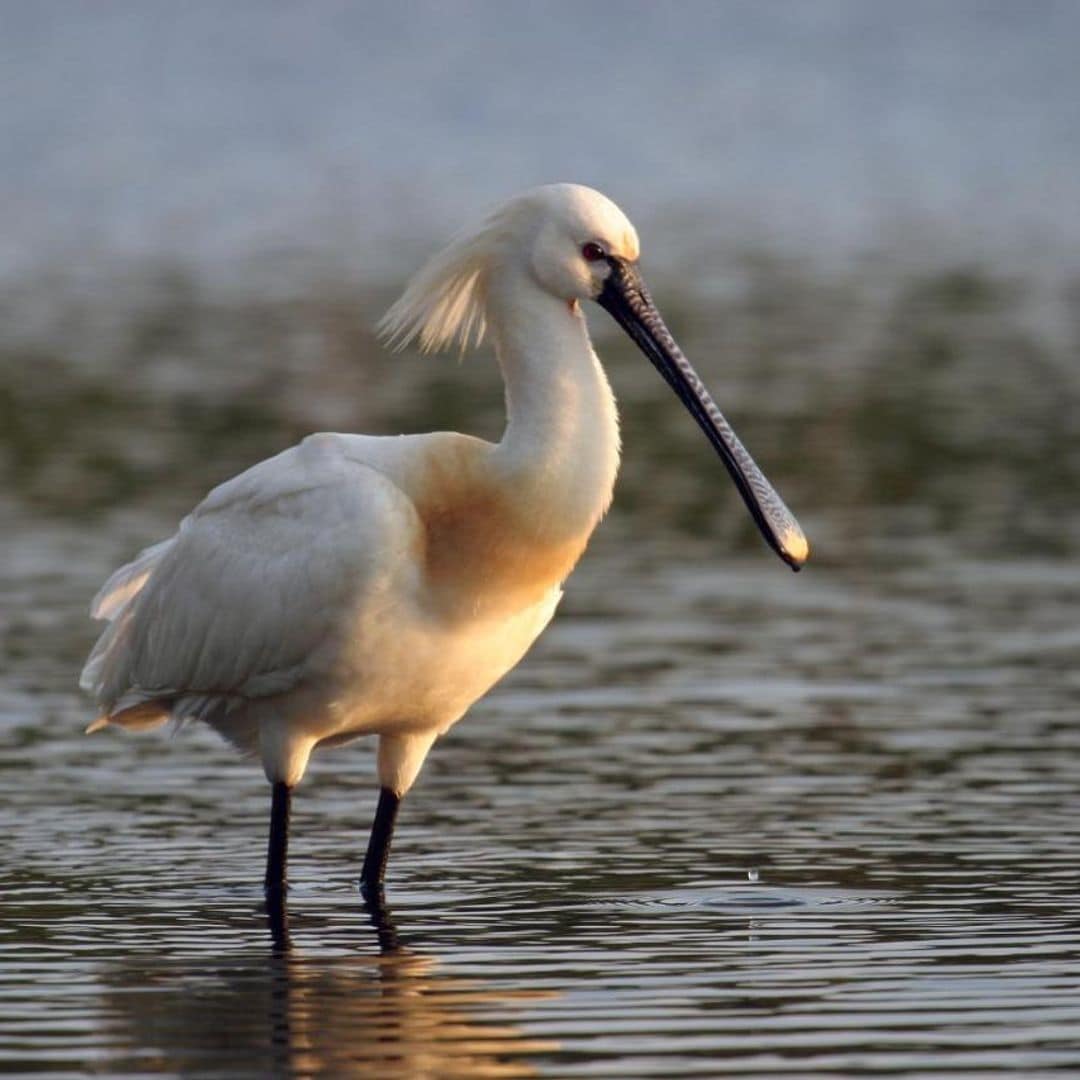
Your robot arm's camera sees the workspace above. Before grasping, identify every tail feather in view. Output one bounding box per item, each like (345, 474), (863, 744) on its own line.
(89, 539), (173, 621)
(84, 700), (171, 735)
(81, 538), (175, 719)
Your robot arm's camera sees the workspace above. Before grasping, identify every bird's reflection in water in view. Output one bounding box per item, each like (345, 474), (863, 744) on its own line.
(98, 895), (556, 1078)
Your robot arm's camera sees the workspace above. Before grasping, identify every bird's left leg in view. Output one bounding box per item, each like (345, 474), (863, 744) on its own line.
(264, 781), (292, 896)
(259, 722), (315, 899)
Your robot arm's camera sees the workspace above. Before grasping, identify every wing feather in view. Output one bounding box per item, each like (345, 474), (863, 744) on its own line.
(81, 438), (422, 723)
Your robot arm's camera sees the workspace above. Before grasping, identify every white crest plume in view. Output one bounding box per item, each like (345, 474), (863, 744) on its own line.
(379, 206), (508, 355)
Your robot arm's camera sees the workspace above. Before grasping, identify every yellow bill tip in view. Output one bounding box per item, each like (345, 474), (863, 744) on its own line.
(781, 527), (810, 571)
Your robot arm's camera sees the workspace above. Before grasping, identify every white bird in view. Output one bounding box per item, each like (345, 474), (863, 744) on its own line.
(81, 184), (808, 905)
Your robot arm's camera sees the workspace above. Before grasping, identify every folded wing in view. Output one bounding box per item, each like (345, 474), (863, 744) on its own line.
(81, 438), (422, 735)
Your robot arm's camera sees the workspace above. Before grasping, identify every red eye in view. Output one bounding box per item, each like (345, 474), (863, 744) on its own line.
(581, 242), (606, 262)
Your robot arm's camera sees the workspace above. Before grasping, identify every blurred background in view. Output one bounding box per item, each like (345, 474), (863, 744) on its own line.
(4, 6), (1080, 1076)
(3, 0), (1079, 568)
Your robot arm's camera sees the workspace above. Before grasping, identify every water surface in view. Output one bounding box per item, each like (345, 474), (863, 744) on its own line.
(2, 528), (1078, 1076)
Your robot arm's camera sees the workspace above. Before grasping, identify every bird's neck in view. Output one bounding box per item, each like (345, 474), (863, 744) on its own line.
(489, 272), (621, 544)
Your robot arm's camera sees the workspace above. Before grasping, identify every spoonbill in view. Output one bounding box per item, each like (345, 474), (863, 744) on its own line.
(81, 184), (807, 904)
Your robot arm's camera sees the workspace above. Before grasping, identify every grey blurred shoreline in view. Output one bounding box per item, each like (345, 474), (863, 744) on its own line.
(4, 230), (1078, 568)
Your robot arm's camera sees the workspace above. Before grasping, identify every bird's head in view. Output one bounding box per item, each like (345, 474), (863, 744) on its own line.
(379, 184), (638, 352)
(380, 184), (808, 571)
(502, 183), (641, 303)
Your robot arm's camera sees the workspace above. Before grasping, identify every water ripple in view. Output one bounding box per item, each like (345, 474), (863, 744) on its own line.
(2, 544), (1079, 1075)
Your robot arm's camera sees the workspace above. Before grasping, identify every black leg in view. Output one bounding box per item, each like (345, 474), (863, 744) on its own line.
(365, 895), (402, 953)
(265, 887), (291, 952)
(264, 781), (292, 896)
(360, 787), (401, 905)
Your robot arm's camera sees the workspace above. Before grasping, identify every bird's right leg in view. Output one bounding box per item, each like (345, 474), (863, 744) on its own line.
(360, 731), (437, 909)
(264, 781), (292, 896)
(360, 787), (401, 907)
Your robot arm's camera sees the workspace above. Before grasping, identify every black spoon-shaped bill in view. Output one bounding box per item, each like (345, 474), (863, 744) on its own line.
(596, 258), (809, 571)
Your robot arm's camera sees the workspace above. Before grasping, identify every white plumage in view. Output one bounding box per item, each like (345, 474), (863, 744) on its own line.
(81, 183), (805, 897)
